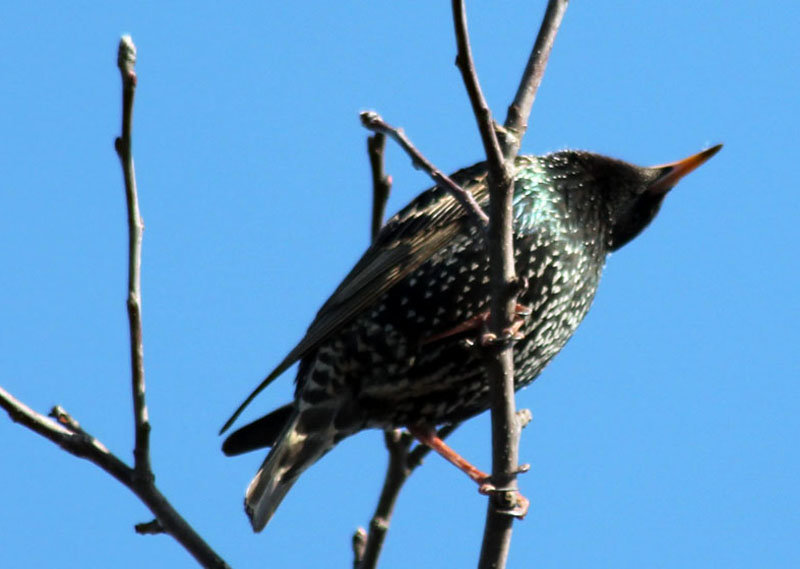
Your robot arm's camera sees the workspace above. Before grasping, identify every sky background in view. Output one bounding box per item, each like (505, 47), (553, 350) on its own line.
(1, 2), (798, 568)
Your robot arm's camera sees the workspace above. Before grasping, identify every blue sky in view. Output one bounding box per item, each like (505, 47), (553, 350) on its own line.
(1, 2), (798, 568)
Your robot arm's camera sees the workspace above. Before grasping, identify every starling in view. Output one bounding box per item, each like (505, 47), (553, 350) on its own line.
(221, 144), (721, 531)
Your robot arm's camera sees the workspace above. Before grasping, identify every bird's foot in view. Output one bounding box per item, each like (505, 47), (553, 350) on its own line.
(480, 304), (531, 346)
(407, 424), (530, 517)
(476, 477), (530, 518)
(491, 488), (530, 518)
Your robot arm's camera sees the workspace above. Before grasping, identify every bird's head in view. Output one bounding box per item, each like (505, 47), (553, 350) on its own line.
(555, 145), (722, 251)
(603, 145), (722, 250)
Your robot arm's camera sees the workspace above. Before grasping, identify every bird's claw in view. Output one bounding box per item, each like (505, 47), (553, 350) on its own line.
(480, 316), (527, 346)
(478, 484), (530, 518)
(499, 491), (530, 518)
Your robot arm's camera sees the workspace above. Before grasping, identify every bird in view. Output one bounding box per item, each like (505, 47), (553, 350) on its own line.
(220, 144), (722, 531)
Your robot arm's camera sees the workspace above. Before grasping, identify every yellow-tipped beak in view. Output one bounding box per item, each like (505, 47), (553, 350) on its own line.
(649, 144), (723, 193)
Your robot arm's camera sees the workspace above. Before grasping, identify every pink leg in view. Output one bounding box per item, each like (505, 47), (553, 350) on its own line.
(407, 424), (531, 518)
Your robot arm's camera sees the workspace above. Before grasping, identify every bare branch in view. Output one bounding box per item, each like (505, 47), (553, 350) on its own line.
(2, 35), (232, 569)
(0, 385), (230, 568)
(451, 1), (531, 567)
(358, 3), (565, 567)
(1, 388), (121, 470)
(360, 111), (489, 229)
(352, 527), (367, 569)
(355, 424), (461, 569)
(503, 0), (568, 158)
(451, 0), (511, 189)
(356, 430), (412, 569)
(367, 133), (392, 242)
(357, 133), (466, 569)
(113, 35), (151, 478)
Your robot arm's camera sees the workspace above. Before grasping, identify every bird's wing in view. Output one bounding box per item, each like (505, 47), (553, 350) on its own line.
(220, 163), (489, 434)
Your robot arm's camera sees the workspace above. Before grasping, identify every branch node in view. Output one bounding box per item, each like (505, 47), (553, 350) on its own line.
(135, 519), (165, 535)
(49, 405), (85, 434)
(369, 516), (390, 532)
(352, 527), (367, 567)
(516, 408), (533, 429)
(493, 124), (518, 155)
(117, 35), (138, 83)
(359, 110), (490, 230)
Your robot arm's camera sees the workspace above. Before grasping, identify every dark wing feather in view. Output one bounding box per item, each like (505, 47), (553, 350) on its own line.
(222, 403), (295, 455)
(219, 163), (489, 434)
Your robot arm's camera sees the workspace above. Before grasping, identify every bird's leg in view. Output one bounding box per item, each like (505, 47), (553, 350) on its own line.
(406, 423), (494, 492)
(407, 424), (531, 517)
(420, 310), (490, 346)
(421, 303), (531, 346)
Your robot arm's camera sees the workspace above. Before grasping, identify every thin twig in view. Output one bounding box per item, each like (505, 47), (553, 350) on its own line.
(451, 0), (511, 191)
(113, 35), (151, 479)
(0, 386), (231, 568)
(503, 0), (568, 159)
(1, 35), (232, 569)
(355, 425), (461, 569)
(356, 130), (464, 569)
(352, 528), (368, 569)
(360, 111), (489, 230)
(0, 387), (130, 482)
(357, 430), (412, 569)
(358, 130), (404, 569)
(367, 133), (392, 242)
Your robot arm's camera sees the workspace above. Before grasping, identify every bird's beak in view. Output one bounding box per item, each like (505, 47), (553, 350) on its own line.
(648, 144), (723, 194)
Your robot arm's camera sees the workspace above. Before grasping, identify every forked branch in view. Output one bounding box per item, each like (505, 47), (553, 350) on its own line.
(451, 3), (523, 568)
(354, 123), (463, 569)
(355, 2), (568, 567)
(504, 0), (569, 159)
(360, 110), (489, 230)
(0, 36), (230, 569)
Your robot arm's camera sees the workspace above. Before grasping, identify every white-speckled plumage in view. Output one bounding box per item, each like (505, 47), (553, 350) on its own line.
(223, 145), (721, 531)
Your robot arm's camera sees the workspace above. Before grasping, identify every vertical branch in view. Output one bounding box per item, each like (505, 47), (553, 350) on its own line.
(503, 0), (568, 158)
(451, 1), (510, 188)
(367, 133), (392, 242)
(110, 36), (230, 567)
(114, 35), (151, 478)
(355, 424), (462, 569)
(358, 2), (568, 565)
(450, 2), (568, 566)
(357, 430), (413, 569)
(355, 126), (465, 569)
(451, 1), (558, 567)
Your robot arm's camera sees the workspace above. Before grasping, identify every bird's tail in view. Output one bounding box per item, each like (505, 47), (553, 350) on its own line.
(244, 407), (337, 532)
